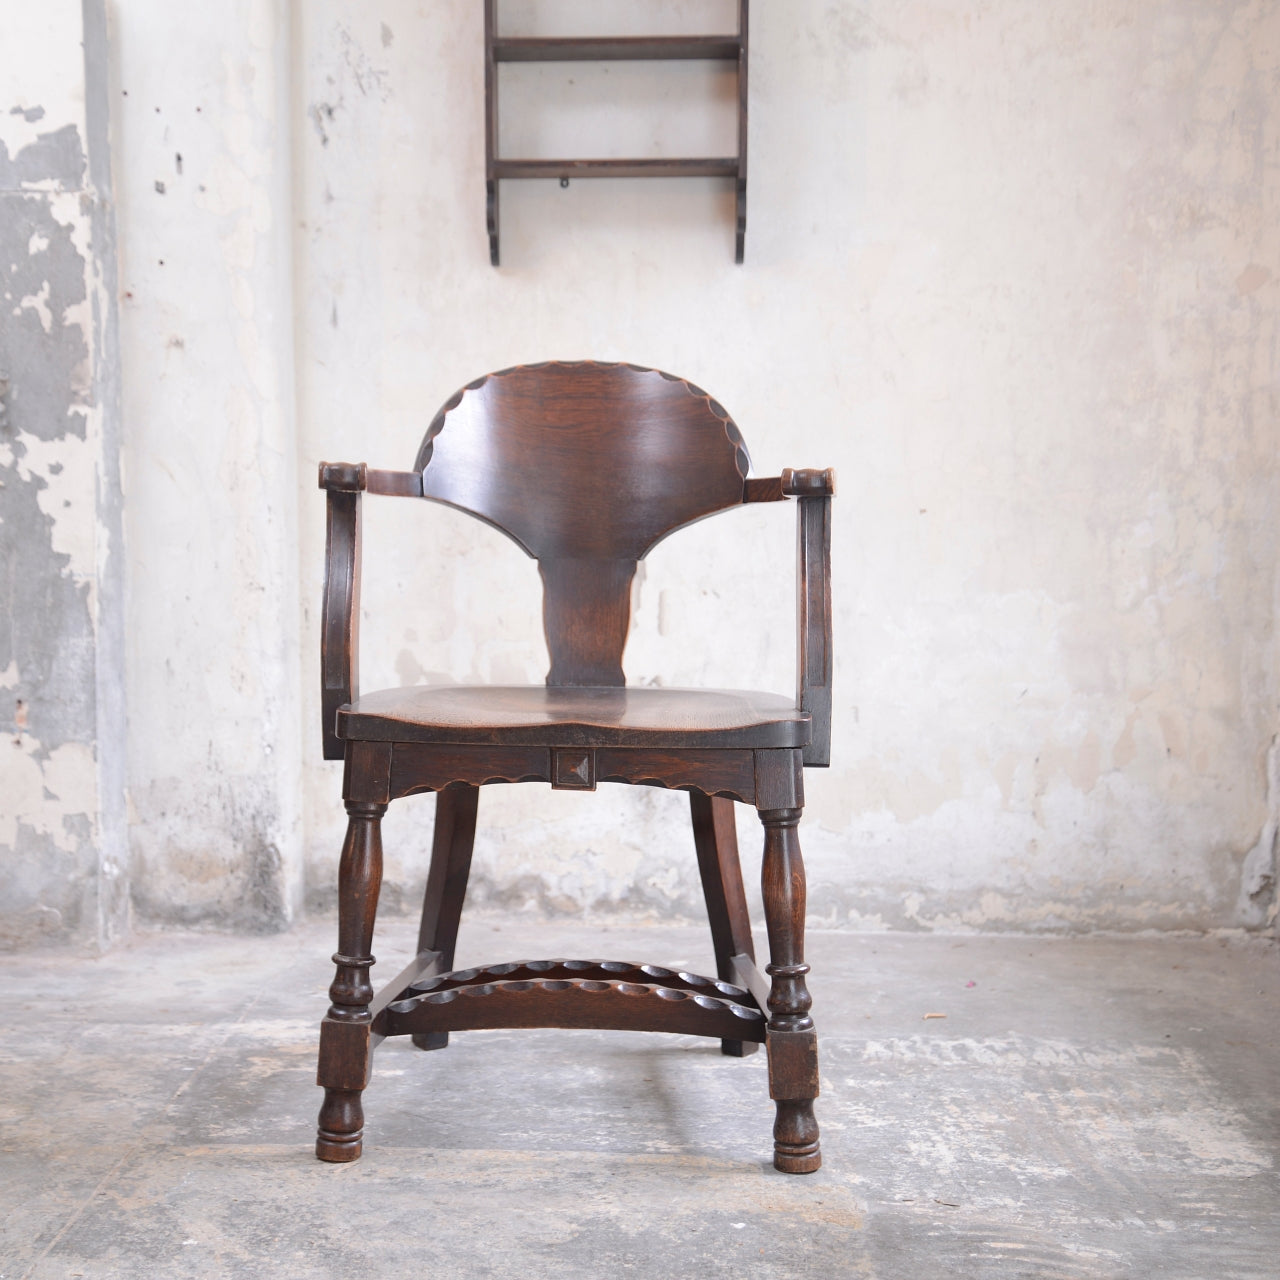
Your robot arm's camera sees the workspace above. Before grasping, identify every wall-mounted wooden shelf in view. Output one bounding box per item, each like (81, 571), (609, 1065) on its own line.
(484, 1), (749, 265)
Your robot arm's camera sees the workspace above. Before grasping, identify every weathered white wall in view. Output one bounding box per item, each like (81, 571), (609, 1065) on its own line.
(293, 0), (1280, 933)
(13, 0), (1272, 944)
(0, 0), (128, 949)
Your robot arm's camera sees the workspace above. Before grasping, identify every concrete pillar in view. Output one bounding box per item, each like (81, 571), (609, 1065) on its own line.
(115, 0), (305, 930)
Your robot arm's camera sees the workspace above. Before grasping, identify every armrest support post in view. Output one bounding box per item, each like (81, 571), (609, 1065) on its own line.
(783, 468), (834, 767)
(317, 462), (424, 760)
(320, 463), (364, 761)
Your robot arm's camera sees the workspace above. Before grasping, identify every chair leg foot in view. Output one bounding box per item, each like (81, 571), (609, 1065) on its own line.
(772, 1099), (821, 1173)
(412, 1031), (450, 1052)
(316, 1087), (365, 1162)
(719, 1038), (760, 1057)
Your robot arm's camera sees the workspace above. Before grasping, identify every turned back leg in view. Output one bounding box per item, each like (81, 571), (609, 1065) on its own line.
(413, 785), (479, 1051)
(690, 792), (759, 1057)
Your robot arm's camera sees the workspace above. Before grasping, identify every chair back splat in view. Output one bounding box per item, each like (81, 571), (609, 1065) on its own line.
(413, 362), (751, 686)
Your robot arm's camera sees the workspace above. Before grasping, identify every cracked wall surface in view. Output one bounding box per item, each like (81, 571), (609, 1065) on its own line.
(0, 0), (126, 950)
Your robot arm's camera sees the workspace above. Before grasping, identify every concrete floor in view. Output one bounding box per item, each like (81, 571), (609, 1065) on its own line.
(1, 917), (1276, 1279)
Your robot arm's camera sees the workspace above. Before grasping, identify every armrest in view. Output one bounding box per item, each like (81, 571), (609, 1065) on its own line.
(742, 468), (836, 503)
(742, 468), (835, 765)
(319, 464), (363, 760)
(788, 469), (834, 766)
(780, 467), (835, 499)
(318, 462), (424, 497)
(318, 463), (427, 760)
(761, 468), (833, 768)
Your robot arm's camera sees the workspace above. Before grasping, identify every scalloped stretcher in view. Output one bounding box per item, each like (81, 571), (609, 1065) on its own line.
(315, 361), (834, 1173)
(383, 959), (767, 1043)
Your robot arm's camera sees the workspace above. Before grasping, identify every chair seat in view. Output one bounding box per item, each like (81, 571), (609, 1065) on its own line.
(336, 684), (810, 750)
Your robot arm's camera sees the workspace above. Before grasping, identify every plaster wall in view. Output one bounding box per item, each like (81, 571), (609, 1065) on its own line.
(90, 1), (1280, 938)
(112, 0), (305, 930)
(293, 0), (1280, 934)
(0, 0), (127, 950)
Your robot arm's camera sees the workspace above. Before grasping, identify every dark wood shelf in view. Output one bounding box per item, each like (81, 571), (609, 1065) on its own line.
(493, 157), (739, 181)
(485, 1), (749, 265)
(493, 35), (741, 63)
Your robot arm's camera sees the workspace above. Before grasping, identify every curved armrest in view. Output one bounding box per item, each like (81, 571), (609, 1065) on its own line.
(318, 464), (425, 759)
(746, 468), (835, 767)
(319, 464), (363, 760)
(319, 462), (424, 497)
(788, 469), (834, 767)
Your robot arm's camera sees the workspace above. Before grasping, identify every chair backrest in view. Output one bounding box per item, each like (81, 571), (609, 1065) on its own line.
(414, 362), (751, 687)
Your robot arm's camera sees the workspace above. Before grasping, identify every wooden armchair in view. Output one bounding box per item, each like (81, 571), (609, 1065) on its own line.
(315, 361), (833, 1173)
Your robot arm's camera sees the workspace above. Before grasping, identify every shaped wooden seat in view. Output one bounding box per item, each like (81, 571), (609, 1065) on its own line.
(337, 685), (808, 748)
(315, 361), (833, 1173)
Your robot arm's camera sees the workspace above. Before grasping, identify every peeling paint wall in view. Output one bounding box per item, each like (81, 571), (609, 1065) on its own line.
(294, 0), (1280, 934)
(0, 0), (127, 950)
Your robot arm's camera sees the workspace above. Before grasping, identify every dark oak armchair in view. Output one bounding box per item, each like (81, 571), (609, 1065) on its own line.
(315, 361), (833, 1172)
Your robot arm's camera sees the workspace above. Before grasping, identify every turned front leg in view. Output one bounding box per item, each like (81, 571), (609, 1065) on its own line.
(316, 800), (386, 1162)
(760, 806), (821, 1173)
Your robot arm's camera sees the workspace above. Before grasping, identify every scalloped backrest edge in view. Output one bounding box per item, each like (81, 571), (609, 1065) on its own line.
(412, 362), (752, 685)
